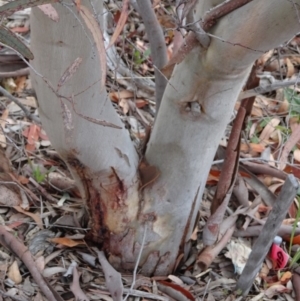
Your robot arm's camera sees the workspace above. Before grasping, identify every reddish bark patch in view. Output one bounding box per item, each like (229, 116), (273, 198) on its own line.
(66, 156), (110, 247)
(139, 212), (157, 223)
(110, 167), (127, 209)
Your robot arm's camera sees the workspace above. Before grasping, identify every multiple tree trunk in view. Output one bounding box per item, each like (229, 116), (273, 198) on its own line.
(30, 0), (300, 275)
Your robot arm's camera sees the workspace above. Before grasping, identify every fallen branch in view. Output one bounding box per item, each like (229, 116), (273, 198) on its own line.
(238, 76), (300, 101)
(0, 225), (62, 301)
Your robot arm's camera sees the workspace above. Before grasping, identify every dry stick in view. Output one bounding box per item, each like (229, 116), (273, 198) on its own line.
(123, 224), (147, 301)
(235, 223), (300, 238)
(0, 225), (59, 301)
(0, 67), (30, 78)
(29, 177), (59, 203)
(236, 174), (299, 295)
(238, 76), (300, 100)
(136, 0), (167, 112)
(0, 86), (40, 124)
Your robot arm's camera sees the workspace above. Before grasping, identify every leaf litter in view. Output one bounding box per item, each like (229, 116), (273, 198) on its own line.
(1, 1), (300, 301)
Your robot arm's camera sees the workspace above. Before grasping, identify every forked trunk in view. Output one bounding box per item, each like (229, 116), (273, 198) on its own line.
(30, 0), (300, 275)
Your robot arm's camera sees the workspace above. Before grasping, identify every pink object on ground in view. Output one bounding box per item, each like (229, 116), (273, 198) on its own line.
(269, 243), (289, 269)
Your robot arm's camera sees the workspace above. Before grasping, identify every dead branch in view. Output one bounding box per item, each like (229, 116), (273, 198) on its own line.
(0, 225), (61, 301)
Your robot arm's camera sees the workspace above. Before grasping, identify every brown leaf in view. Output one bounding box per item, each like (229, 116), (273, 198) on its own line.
(285, 58), (294, 78)
(49, 237), (86, 247)
(0, 109), (9, 148)
(158, 280), (195, 301)
(8, 260), (22, 284)
(109, 90), (133, 102)
(279, 124), (300, 170)
(14, 206), (43, 229)
(259, 118), (280, 145)
(107, 0), (130, 49)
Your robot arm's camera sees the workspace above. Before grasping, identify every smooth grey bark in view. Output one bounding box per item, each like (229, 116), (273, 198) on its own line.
(30, 1), (140, 246)
(30, 0), (300, 275)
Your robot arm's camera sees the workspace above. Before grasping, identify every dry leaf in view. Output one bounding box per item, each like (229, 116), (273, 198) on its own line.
(280, 271), (292, 283)
(119, 99), (129, 114)
(294, 149), (300, 162)
(14, 206), (43, 229)
(279, 124), (300, 170)
(8, 260), (22, 284)
(285, 58), (294, 78)
(265, 284), (290, 298)
(109, 90), (133, 102)
(225, 239), (251, 275)
(0, 185), (21, 206)
(23, 124), (41, 151)
(0, 109), (9, 148)
(49, 237), (86, 247)
(168, 275), (184, 285)
(14, 76), (27, 93)
(259, 118), (280, 145)
(240, 143), (265, 153)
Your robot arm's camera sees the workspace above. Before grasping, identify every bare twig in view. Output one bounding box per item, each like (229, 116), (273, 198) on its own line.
(238, 77), (300, 100)
(234, 223), (300, 238)
(0, 67), (30, 78)
(29, 177), (59, 203)
(236, 175), (299, 295)
(123, 224), (147, 301)
(0, 86), (40, 123)
(136, 0), (168, 112)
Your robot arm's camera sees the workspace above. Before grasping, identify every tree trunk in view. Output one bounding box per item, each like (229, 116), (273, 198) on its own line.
(30, 0), (300, 275)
